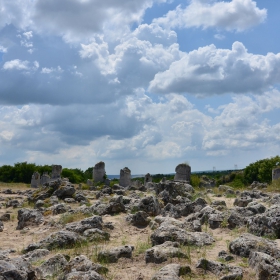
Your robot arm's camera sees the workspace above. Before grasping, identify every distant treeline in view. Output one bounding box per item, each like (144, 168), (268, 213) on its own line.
(0, 155), (279, 185)
(0, 162), (93, 184)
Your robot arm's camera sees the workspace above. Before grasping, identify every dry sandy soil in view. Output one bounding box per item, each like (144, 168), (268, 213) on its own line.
(0, 183), (273, 280)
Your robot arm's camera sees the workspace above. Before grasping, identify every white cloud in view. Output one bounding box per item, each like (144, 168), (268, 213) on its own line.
(154, 0), (267, 31)
(3, 59), (29, 70)
(0, 45), (7, 53)
(149, 41), (280, 95)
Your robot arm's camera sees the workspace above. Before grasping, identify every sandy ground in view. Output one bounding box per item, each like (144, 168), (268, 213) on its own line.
(0, 185), (268, 279)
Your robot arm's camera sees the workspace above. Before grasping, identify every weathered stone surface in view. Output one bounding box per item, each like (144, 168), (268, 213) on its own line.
(151, 264), (191, 280)
(0, 221), (3, 232)
(40, 172), (50, 185)
(196, 258), (243, 280)
(272, 167), (280, 181)
(65, 215), (103, 234)
(126, 211), (151, 227)
(229, 233), (280, 258)
(248, 251), (280, 280)
(0, 257), (35, 280)
(248, 204), (280, 238)
(83, 228), (110, 241)
(24, 230), (86, 252)
(218, 250), (234, 262)
(144, 173), (152, 186)
(53, 184), (76, 199)
(64, 271), (105, 280)
(66, 255), (108, 274)
(51, 164), (62, 180)
(31, 171), (40, 188)
(138, 196), (161, 216)
(249, 181), (268, 189)
(6, 199), (21, 208)
(22, 249), (50, 262)
(151, 217), (215, 246)
(93, 161), (106, 183)
(234, 196), (253, 207)
(35, 253), (67, 279)
(145, 241), (188, 264)
(47, 203), (70, 215)
(16, 208), (44, 230)
(0, 213), (10, 221)
(174, 163), (191, 182)
(97, 245), (134, 263)
(119, 167), (131, 187)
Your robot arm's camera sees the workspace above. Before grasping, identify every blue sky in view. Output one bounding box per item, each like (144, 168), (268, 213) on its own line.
(0, 0), (280, 174)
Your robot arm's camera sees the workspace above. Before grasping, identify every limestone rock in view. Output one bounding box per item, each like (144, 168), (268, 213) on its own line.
(151, 217), (215, 246)
(24, 230), (86, 252)
(229, 233), (280, 258)
(145, 241), (188, 264)
(174, 163), (191, 182)
(35, 253), (67, 279)
(218, 250), (234, 262)
(126, 211), (151, 227)
(65, 215), (103, 234)
(138, 196), (161, 216)
(248, 251), (280, 280)
(93, 161), (106, 183)
(97, 245), (134, 263)
(64, 271), (105, 280)
(51, 164), (62, 180)
(248, 204), (280, 238)
(151, 263), (191, 280)
(119, 167), (131, 187)
(0, 221), (3, 232)
(196, 258), (243, 280)
(31, 171), (40, 188)
(16, 208), (44, 230)
(22, 249), (50, 262)
(53, 184), (76, 199)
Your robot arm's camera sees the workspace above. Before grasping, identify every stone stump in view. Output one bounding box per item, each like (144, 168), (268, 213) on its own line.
(31, 172), (40, 188)
(119, 167), (131, 188)
(272, 167), (280, 181)
(174, 164), (191, 182)
(144, 173), (152, 185)
(51, 165), (62, 180)
(40, 172), (50, 185)
(93, 161), (106, 183)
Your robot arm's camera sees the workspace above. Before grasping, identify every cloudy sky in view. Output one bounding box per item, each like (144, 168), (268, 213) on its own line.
(0, 0), (280, 174)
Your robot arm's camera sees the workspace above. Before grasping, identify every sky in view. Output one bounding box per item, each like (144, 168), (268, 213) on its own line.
(0, 0), (280, 174)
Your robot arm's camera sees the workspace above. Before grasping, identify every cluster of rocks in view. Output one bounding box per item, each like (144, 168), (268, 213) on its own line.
(1, 162), (280, 279)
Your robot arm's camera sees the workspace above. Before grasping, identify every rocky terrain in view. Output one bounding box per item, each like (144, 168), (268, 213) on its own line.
(0, 177), (280, 279)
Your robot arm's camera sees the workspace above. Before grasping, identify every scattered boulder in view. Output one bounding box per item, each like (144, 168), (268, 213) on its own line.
(16, 208), (44, 230)
(97, 245), (134, 263)
(151, 217), (215, 246)
(65, 215), (103, 234)
(145, 241), (188, 264)
(248, 251), (280, 280)
(64, 271), (105, 280)
(35, 253), (67, 279)
(234, 196), (253, 207)
(248, 204), (280, 238)
(138, 195), (161, 216)
(196, 258), (243, 280)
(53, 184), (76, 199)
(22, 249), (50, 262)
(0, 221), (3, 232)
(229, 233), (280, 258)
(218, 250), (234, 262)
(23, 230), (86, 252)
(126, 211), (151, 227)
(151, 263), (191, 280)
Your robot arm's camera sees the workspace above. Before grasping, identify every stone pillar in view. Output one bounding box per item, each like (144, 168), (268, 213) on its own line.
(174, 163), (191, 182)
(272, 167), (280, 181)
(51, 165), (62, 180)
(31, 172), (40, 188)
(119, 167), (131, 187)
(93, 161), (106, 183)
(40, 172), (50, 185)
(144, 173), (152, 185)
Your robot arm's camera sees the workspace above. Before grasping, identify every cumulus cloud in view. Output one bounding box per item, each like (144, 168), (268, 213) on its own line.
(154, 0), (267, 31)
(3, 59), (29, 70)
(149, 42), (280, 95)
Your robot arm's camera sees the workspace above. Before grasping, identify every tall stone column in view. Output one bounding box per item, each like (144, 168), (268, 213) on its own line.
(51, 165), (62, 180)
(119, 167), (131, 187)
(272, 167), (280, 181)
(31, 172), (40, 188)
(93, 161), (106, 183)
(174, 163), (191, 182)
